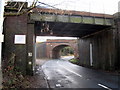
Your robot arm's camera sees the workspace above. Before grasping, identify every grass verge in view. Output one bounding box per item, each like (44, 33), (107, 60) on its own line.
(69, 58), (79, 65)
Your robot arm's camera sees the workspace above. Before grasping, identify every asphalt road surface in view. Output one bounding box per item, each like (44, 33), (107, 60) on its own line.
(42, 57), (119, 89)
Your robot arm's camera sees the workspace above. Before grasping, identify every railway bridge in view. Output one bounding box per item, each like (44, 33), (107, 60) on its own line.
(2, 2), (120, 75)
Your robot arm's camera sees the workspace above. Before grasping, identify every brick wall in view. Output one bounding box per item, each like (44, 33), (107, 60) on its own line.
(46, 39), (78, 59)
(3, 14), (28, 74)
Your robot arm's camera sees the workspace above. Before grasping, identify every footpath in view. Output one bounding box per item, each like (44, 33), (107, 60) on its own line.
(27, 59), (49, 88)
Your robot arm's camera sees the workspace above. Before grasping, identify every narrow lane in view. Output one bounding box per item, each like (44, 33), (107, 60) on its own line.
(41, 58), (119, 89)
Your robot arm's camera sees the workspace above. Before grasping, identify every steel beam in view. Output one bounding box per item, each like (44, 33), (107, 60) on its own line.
(30, 13), (113, 26)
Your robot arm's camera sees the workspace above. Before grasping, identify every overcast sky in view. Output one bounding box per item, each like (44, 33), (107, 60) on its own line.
(12, 0), (120, 14)
(36, 36), (77, 42)
(32, 0), (120, 14)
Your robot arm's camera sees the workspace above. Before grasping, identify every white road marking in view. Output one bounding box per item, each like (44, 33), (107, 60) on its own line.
(98, 83), (112, 90)
(57, 60), (113, 89)
(57, 60), (82, 77)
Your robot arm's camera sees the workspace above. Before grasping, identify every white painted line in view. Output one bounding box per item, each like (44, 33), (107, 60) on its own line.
(98, 83), (112, 90)
(57, 61), (82, 77)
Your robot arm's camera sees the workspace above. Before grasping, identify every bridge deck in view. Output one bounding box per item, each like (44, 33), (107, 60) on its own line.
(30, 8), (113, 26)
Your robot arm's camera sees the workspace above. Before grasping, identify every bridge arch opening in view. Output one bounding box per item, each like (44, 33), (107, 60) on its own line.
(52, 45), (74, 59)
(60, 46), (74, 57)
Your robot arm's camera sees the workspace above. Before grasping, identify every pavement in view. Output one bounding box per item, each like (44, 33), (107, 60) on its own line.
(41, 58), (120, 89)
(28, 64), (49, 88)
(31, 59), (49, 88)
(36, 59), (49, 66)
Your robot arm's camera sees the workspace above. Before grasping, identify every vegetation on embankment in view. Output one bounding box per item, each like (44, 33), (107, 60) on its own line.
(69, 58), (79, 65)
(69, 58), (120, 75)
(2, 53), (47, 89)
(2, 53), (30, 88)
(60, 46), (74, 56)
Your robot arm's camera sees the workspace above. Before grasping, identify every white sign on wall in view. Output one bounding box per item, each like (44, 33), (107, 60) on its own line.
(14, 35), (26, 44)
